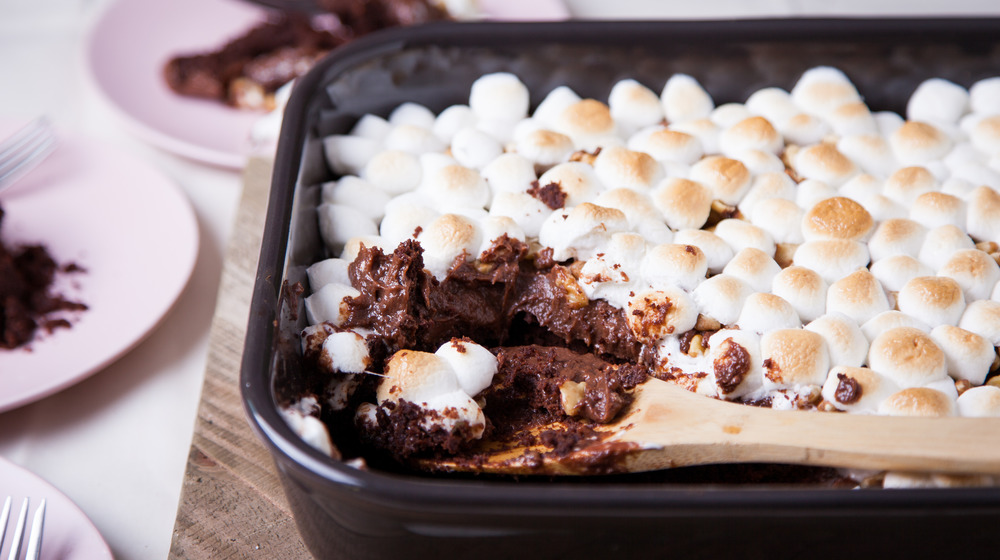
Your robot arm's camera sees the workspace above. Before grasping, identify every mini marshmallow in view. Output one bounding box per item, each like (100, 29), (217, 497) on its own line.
(450, 127), (503, 169)
(340, 235), (392, 262)
(555, 99), (617, 150)
(794, 179), (839, 211)
(838, 174), (883, 203)
(362, 150), (423, 195)
(350, 113), (391, 140)
(651, 177), (713, 230)
(710, 103), (754, 128)
(966, 185), (1000, 244)
(388, 102), (436, 129)
(958, 299), (1000, 345)
(826, 268), (890, 324)
(434, 338), (498, 396)
(673, 228), (734, 274)
(383, 123), (446, 155)
(856, 193), (907, 222)
(477, 215), (526, 256)
(860, 310), (930, 344)
(749, 198), (805, 245)
(592, 146), (664, 191)
(433, 104), (478, 143)
(537, 161), (602, 207)
(626, 287), (699, 343)
(321, 330), (371, 374)
(514, 128), (575, 170)
(688, 156), (752, 206)
(805, 312), (869, 368)
(280, 404), (335, 456)
(970, 115), (1000, 155)
(951, 160), (1000, 191)
(827, 101), (879, 136)
(761, 328), (830, 389)
(957, 386), (1000, 417)
(778, 113), (830, 146)
(418, 213), (483, 280)
(801, 196), (874, 242)
(379, 203), (438, 245)
(592, 187), (660, 227)
(489, 192), (553, 239)
(739, 172), (797, 220)
(578, 232), (648, 307)
(772, 266), (828, 323)
(323, 134), (381, 176)
(907, 78), (970, 125)
(883, 166), (939, 207)
(538, 203), (629, 262)
(721, 247), (781, 294)
(836, 135), (897, 178)
(640, 243), (708, 291)
(930, 324), (995, 385)
(417, 163), (491, 210)
(718, 116), (783, 157)
(317, 203), (379, 253)
(821, 366), (901, 414)
(377, 349), (459, 403)
(735, 149), (785, 176)
(307, 258), (352, 290)
(869, 326), (949, 388)
(608, 79), (665, 135)
(878, 387), (956, 417)
(909, 191), (965, 230)
(669, 118), (720, 155)
(713, 219), (776, 256)
(709, 328), (764, 400)
(745, 87), (799, 127)
(692, 274), (753, 326)
(939, 248), (1000, 301)
(468, 72), (530, 122)
(628, 127), (704, 165)
(890, 121), (953, 165)
(918, 224), (976, 270)
(736, 292), (801, 333)
(660, 74), (714, 123)
(867, 218), (926, 261)
(481, 153), (537, 195)
(533, 85), (582, 128)
(793, 144), (858, 187)
(304, 282), (360, 326)
(790, 66), (862, 118)
(970, 77), (1000, 115)
(870, 254), (934, 293)
(792, 240), (870, 284)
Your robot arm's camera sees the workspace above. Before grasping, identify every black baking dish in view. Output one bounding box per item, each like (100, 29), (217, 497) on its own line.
(242, 19), (1000, 559)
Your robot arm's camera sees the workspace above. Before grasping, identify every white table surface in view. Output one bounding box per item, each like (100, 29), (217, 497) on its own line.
(1, 0), (999, 559)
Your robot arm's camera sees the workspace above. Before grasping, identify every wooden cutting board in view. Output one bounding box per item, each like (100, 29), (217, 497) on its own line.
(169, 156), (312, 559)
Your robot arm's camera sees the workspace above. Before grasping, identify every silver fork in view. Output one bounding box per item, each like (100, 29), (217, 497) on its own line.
(0, 117), (58, 193)
(0, 497), (45, 560)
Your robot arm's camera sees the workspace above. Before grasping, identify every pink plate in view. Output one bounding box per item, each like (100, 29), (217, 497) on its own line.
(0, 119), (199, 413)
(84, 0), (569, 169)
(0, 457), (113, 560)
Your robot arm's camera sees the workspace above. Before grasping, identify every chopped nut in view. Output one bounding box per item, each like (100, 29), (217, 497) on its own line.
(694, 314), (721, 332)
(687, 334), (706, 357)
(554, 267), (589, 309)
(976, 241), (1000, 254)
(817, 400), (840, 413)
(992, 351), (1000, 373)
(559, 380), (587, 416)
(804, 385), (823, 406)
(955, 379), (973, 396)
(474, 261), (495, 274)
(860, 472), (886, 488)
(568, 149), (600, 165)
(988, 376), (1000, 389)
(707, 199), (741, 226)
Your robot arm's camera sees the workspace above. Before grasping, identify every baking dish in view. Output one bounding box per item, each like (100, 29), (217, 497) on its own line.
(241, 19), (1000, 558)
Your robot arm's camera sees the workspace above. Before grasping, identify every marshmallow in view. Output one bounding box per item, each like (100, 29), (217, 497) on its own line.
(592, 187), (660, 227)
(362, 150), (423, 195)
(651, 177), (713, 230)
(734, 149), (785, 176)
(709, 328), (764, 399)
(772, 266), (828, 323)
(821, 366), (900, 414)
(304, 282), (360, 326)
(801, 196), (874, 242)
(280, 403), (335, 456)
(538, 203), (629, 261)
(951, 160), (1000, 190)
(307, 258), (352, 290)
(388, 102), (436, 129)
(907, 78), (970, 125)
(966, 185), (1000, 244)
(792, 240), (870, 284)
(481, 153), (537, 195)
(641, 243), (708, 291)
(469, 72), (530, 122)
(736, 292), (801, 333)
(760, 328), (830, 389)
(970, 77), (1000, 115)
(692, 274), (753, 326)
(750, 198), (804, 244)
(317, 203), (379, 253)
(321, 330), (371, 374)
(883, 472), (998, 488)
(890, 121), (953, 165)
(660, 74), (714, 123)
(718, 116), (783, 157)
(689, 156), (752, 205)
(721, 247), (781, 294)
(417, 163), (491, 211)
(970, 115), (1000, 155)
(379, 203), (438, 245)
(488, 192), (552, 239)
(321, 176), (391, 222)
(433, 104), (478, 143)
(779, 113), (830, 146)
(958, 299), (1000, 345)
(514, 128), (575, 170)
(478, 216), (526, 256)
(673, 228), (734, 274)
(418, 213), (482, 280)
(883, 166), (939, 207)
(627, 127), (704, 165)
(745, 87), (799, 127)
(838, 173), (883, 203)
(669, 118), (720, 155)
(626, 287), (699, 343)
(555, 99), (617, 150)
(383, 123), (446, 155)
(533, 85), (582, 128)
(856, 193), (907, 222)
(879, 387), (956, 417)
(323, 134), (380, 176)
(794, 179), (839, 211)
(793, 143), (858, 187)
(930, 324), (996, 385)
(871, 256), (934, 296)
(957, 386), (1000, 417)
(713, 218), (776, 256)
(790, 66), (862, 118)
(868, 327), (949, 388)
(805, 312), (869, 368)
(826, 268), (890, 324)
(434, 338), (498, 396)
(918, 225), (975, 270)
(938, 248), (1000, 301)
(861, 310), (930, 344)
(608, 79), (665, 135)
(738, 172), (797, 220)
(874, 110), (905, 137)
(450, 127), (503, 169)
(828, 101), (879, 136)
(350, 113), (391, 140)
(578, 232), (648, 308)
(868, 218), (926, 261)
(538, 162), (602, 207)
(377, 349), (459, 404)
(897, 276), (966, 328)
(836, 135), (897, 178)
(710, 103), (753, 128)
(592, 146), (665, 191)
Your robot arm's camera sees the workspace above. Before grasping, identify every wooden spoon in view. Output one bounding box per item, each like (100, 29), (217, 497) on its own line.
(420, 378), (1000, 476)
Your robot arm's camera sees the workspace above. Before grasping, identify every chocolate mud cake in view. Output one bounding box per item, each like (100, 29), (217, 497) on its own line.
(284, 69), (1000, 487)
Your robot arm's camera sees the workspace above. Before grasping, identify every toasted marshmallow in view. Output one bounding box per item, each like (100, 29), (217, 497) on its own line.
(867, 218), (926, 261)
(736, 292), (801, 333)
(533, 85), (582, 128)
(909, 192), (965, 230)
(304, 282), (360, 326)
(317, 203), (379, 253)
(794, 179), (838, 211)
(307, 258), (352, 290)
(958, 299), (1000, 345)
(418, 214), (482, 280)
(896, 276), (966, 328)
(578, 232), (648, 307)
(660, 74), (714, 123)
(739, 172), (797, 220)
(779, 113), (830, 146)
(772, 266), (828, 323)
(434, 338), (498, 396)
(749, 198), (805, 245)
(718, 116), (783, 157)
(709, 329), (764, 399)
(761, 328), (830, 389)
(856, 193), (907, 222)
(957, 386), (1000, 417)
(555, 99), (617, 150)
(323, 134), (381, 176)
(673, 228), (734, 274)
(362, 150), (423, 195)
(692, 274), (753, 326)
(801, 196), (874, 242)
(628, 127), (704, 165)
(469, 72), (529, 122)
(890, 121), (953, 165)
(869, 327), (948, 388)
(450, 127), (503, 169)
(651, 177), (713, 230)
(377, 349), (459, 404)
(669, 118), (720, 155)
(793, 240), (870, 284)
(641, 243), (708, 291)
(626, 287), (699, 343)
(380, 203), (438, 245)
(478, 216), (526, 256)
(939, 248), (1000, 301)
(538, 203), (629, 261)
(907, 78), (970, 125)
(488, 192), (552, 238)
(805, 312), (869, 368)
(790, 66), (862, 118)
(879, 387), (956, 417)
(321, 176), (391, 222)
(821, 366), (901, 414)
(828, 101), (879, 136)
(721, 247), (781, 294)
(383, 123), (446, 155)
(836, 135), (897, 178)
(883, 166), (939, 207)
(714, 219), (776, 256)
(918, 225), (976, 270)
(745, 87), (799, 127)
(793, 144), (858, 187)
(417, 163), (490, 211)
(320, 330), (371, 375)
(861, 310), (930, 344)
(538, 162), (602, 207)
(514, 128), (575, 170)
(970, 115), (1000, 155)
(838, 173), (882, 202)
(689, 156), (752, 205)
(593, 187), (659, 228)
(592, 146), (664, 191)
(870, 255), (934, 293)
(433, 104), (478, 143)
(480, 153), (537, 195)
(930, 325), (995, 385)
(826, 269), (890, 324)
(734, 149), (785, 175)
(340, 235), (391, 263)
(966, 185), (1000, 244)
(608, 79), (665, 135)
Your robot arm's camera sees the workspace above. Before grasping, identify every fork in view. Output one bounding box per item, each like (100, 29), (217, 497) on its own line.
(0, 117), (57, 194)
(0, 497), (45, 560)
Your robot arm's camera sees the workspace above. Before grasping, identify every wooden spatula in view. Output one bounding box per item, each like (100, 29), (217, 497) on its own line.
(421, 378), (1000, 476)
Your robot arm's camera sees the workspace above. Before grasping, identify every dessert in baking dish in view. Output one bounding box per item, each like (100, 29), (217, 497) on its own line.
(286, 68), (1000, 484)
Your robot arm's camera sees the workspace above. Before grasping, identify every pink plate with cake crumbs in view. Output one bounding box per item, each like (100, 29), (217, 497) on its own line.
(0, 119), (198, 413)
(85, 0), (569, 170)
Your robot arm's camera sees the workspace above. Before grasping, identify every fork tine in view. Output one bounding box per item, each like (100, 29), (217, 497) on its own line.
(0, 118), (56, 190)
(23, 499), (44, 560)
(0, 497), (10, 552)
(6, 498), (27, 560)
(0, 118), (50, 162)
